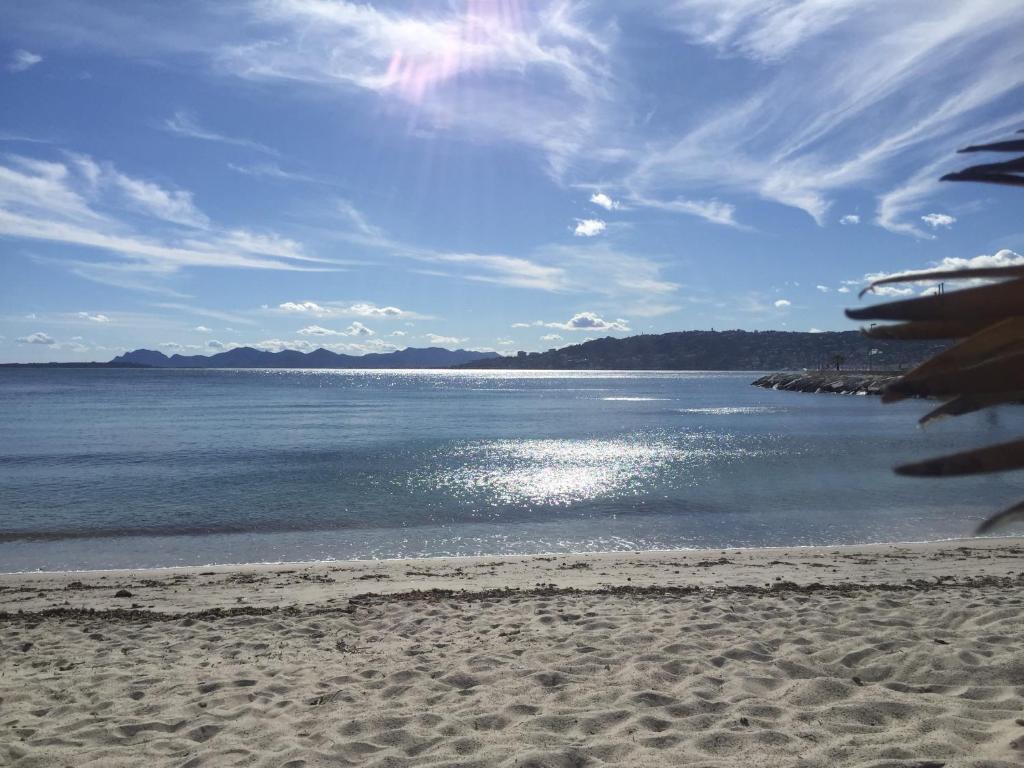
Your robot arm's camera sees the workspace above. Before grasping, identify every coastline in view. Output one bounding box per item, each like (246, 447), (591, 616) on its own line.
(2, 537), (1023, 612)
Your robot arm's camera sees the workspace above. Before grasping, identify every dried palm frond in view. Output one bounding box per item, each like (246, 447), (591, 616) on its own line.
(847, 279), (1024, 326)
(919, 391), (1024, 427)
(976, 500), (1024, 534)
(895, 438), (1024, 477)
(863, 320), (986, 341)
(859, 264), (1024, 296)
(848, 131), (1024, 534)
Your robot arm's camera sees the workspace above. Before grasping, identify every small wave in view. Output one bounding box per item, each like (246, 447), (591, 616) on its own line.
(677, 406), (781, 415)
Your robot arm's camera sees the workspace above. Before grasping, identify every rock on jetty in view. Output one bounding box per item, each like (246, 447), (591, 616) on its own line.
(752, 371), (899, 396)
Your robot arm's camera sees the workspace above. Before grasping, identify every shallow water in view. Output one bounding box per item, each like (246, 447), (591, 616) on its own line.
(1, 368), (1022, 570)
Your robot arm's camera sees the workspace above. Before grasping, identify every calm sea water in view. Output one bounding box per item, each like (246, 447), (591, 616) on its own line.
(2, 368), (1022, 571)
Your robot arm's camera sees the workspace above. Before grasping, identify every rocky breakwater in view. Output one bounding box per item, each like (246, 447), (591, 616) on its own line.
(752, 371), (899, 396)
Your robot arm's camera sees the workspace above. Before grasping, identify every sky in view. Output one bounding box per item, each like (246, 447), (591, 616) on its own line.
(2, 0), (1024, 362)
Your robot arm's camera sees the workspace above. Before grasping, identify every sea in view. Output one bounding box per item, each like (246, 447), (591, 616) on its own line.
(2, 368), (1022, 572)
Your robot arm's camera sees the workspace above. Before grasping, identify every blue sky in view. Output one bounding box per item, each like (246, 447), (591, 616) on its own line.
(2, 0), (1024, 362)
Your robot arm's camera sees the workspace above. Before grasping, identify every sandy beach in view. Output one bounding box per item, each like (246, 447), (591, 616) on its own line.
(2, 539), (1024, 767)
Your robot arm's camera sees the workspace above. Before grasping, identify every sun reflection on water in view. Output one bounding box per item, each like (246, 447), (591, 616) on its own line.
(417, 432), (757, 507)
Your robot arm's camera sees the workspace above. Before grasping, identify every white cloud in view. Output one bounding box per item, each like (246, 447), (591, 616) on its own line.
(920, 212), (956, 229)
(808, 327), (824, 333)
(345, 321), (374, 337)
(545, 312), (630, 332)
(348, 303), (403, 318)
(296, 324), (338, 336)
(276, 300), (413, 318)
(216, 1), (612, 176)
(667, 0), (863, 61)
(390, 330), (407, 337)
(162, 111), (276, 154)
(296, 321), (375, 337)
(574, 218), (607, 237)
(318, 202), (675, 304)
(222, 2), (603, 99)
(279, 301), (330, 315)
(0, 153), (332, 281)
(540, 333), (563, 341)
(0, 155), (101, 222)
(430, 252), (568, 291)
(590, 192), (619, 210)
(860, 249), (1024, 294)
(112, 171), (209, 228)
(932, 249), (1024, 272)
(263, 338), (377, 355)
(815, 285), (830, 292)
(426, 333), (467, 346)
(839, 214), (860, 225)
(632, 2), (1024, 228)
(77, 311), (110, 322)
(154, 302), (256, 327)
(226, 162), (323, 184)
(773, 299), (791, 308)
(837, 285), (851, 293)
(630, 196), (741, 228)
(250, 338), (315, 353)
(537, 243), (679, 302)
(18, 331), (55, 344)
(9, 2), (1024, 240)
(193, 325), (212, 332)
(8, 50), (42, 73)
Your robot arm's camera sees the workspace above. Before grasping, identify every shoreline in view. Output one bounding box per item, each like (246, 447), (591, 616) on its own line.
(3, 537), (1021, 615)
(0, 532), (1010, 576)
(0, 532), (1014, 577)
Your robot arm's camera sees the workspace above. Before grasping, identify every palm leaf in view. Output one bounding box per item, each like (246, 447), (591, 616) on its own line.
(860, 264), (1024, 296)
(919, 391), (1024, 427)
(883, 318), (1024, 402)
(940, 171), (1024, 187)
(976, 500), (1024, 534)
(957, 138), (1024, 153)
(895, 438), (1024, 477)
(862, 320), (986, 340)
(883, 350), (1024, 401)
(848, 129), (1024, 534)
(846, 278), (1024, 325)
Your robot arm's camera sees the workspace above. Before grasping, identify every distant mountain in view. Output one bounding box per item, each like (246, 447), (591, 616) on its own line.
(109, 346), (500, 369)
(458, 330), (948, 371)
(0, 362), (150, 369)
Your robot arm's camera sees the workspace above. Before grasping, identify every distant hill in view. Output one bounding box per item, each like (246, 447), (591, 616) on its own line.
(459, 331), (948, 371)
(0, 362), (150, 369)
(110, 346), (500, 369)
